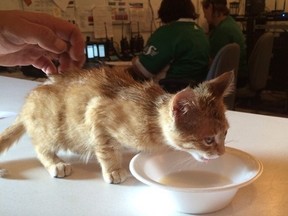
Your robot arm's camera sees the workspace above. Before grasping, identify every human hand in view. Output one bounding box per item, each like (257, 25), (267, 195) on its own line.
(0, 10), (86, 74)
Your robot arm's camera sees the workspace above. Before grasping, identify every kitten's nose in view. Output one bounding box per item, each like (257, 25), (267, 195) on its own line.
(217, 144), (225, 155)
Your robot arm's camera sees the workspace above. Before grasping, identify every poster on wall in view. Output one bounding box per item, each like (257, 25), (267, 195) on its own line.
(74, 0), (98, 32)
(76, 8), (94, 32)
(23, 0), (62, 17)
(108, 0), (129, 23)
(18, 0), (157, 37)
(52, 0), (70, 11)
(60, 0), (76, 24)
(23, 0), (77, 25)
(93, 5), (113, 39)
(0, 0), (22, 10)
(129, 1), (153, 33)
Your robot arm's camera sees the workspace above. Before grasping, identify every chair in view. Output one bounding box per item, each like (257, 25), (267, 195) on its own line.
(206, 43), (241, 110)
(158, 78), (196, 93)
(236, 32), (274, 108)
(159, 43), (240, 110)
(206, 43), (240, 80)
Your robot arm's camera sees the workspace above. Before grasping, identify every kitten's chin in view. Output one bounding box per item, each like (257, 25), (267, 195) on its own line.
(189, 152), (219, 163)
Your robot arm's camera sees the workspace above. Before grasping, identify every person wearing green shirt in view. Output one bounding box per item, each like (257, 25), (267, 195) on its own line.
(201, 0), (248, 87)
(132, 0), (210, 85)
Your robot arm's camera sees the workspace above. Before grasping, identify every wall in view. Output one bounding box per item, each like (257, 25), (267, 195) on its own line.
(0, 0), (287, 51)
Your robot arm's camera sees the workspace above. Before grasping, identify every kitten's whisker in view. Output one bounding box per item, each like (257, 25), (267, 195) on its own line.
(169, 155), (198, 172)
(225, 139), (235, 146)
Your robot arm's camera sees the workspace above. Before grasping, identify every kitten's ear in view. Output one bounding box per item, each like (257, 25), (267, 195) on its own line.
(207, 71), (234, 98)
(172, 88), (196, 118)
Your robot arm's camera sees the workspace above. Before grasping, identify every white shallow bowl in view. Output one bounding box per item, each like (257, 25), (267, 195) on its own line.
(129, 147), (263, 214)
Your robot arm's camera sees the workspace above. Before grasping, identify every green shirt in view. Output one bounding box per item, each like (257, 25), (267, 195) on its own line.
(209, 16), (248, 79)
(138, 20), (209, 82)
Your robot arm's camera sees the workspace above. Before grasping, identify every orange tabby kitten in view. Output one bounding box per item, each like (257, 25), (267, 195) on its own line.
(0, 67), (233, 183)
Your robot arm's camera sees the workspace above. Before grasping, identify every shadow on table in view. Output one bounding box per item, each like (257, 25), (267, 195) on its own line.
(0, 151), (137, 181)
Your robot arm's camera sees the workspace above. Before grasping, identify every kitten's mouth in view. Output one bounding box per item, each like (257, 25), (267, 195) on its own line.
(199, 156), (210, 163)
(189, 152), (208, 162)
(189, 152), (219, 163)
(199, 155), (220, 163)
(201, 157), (209, 161)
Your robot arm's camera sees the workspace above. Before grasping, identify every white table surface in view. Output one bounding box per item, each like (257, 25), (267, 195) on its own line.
(1, 76), (288, 216)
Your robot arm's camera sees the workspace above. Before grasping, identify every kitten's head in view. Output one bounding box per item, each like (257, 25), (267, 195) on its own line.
(161, 72), (234, 162)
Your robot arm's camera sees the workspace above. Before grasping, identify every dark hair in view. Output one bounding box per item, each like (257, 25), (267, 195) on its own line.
(158, 0), (198, 24)
(201, 0), (230, 16)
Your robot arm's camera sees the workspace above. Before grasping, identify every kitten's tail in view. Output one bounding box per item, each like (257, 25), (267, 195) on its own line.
(0, 117), (25, 153)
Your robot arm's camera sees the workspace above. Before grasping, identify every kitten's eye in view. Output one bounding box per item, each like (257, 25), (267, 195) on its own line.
(204, 136), (215, 145)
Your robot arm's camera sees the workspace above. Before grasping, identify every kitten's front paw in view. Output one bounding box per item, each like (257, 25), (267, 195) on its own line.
(103, 168), (129, 184)
(48, 163), (72, 178)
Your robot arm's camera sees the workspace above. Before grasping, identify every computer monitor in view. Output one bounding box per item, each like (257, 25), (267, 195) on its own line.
(85, 42), (107, 61)
(86, 44), (94, 59)
(93, 44), (98, 57)
(98, 44), (106, 58)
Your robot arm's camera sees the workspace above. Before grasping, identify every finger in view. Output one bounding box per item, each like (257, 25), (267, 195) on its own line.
(58, 52), (86, 72)
(58, 52), (71, 72)
(23, 11), (85, 61)
(22, 23), (68, 54)
(32, 56), (58, 74)
(0, 45), (48, 66)
(8, 11), (85, 66)
(4, 18), (67, 54)
(66, 28), (86, 63)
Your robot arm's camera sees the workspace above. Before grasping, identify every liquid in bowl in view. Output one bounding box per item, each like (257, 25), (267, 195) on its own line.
(159, 170), (233, 188)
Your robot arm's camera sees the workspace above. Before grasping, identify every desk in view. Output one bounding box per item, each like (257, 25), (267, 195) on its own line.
(1, 76), (288, 216)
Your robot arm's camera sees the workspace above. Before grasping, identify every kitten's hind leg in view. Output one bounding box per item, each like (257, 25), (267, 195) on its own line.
(95, 143), (128, 184)
(35, 146), (72, 178)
